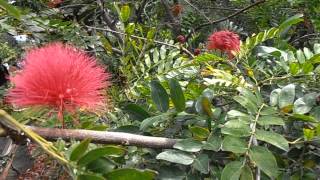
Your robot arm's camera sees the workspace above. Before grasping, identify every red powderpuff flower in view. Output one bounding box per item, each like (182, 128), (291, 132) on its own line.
(207, 30), (240, 59)
(7, 43), (109, 127)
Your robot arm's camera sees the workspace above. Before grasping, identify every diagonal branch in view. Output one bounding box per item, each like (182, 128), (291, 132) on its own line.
(97, 0), (123, 44)
(186, 0), (266, 39)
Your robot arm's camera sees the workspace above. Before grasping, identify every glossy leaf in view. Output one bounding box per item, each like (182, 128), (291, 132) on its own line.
(120, 5), (131, 22)
(221, 120), (251, 137)
(156, 150), (195, 165)
(86, 157), (116, 174)
(78, 146), (126, 166)
(78, 173), (105, 180)
(257, 115), (285, 126)
(174, 139), (203, 152)
(278, 84), (295, 108)
(169, 78), (186, 112)
(70, 138), (91, 161)
(249, 146), (279, 179)
(193, 154), (209, 174)
(104, 168), (157, 180)
(293, 92), (317, 114)
(0, 0), (21, 20)
(189, 126), (210, 139)
(255, 129), (289, 151)
(123, 103), (150, 121)
(240, 165), (253, 180)
(140, 112), (174, 131)
(221, 161), (242, 180)
(222, 136), (247, 153)
(150, 80), (169, 112)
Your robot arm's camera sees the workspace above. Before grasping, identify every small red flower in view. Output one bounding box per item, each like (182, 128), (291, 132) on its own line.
(48, 0), (63, 8)
(207, 30), (240, 59)
(194, 48), (201, 56)
(7, 43), (109, 127)
(177, 35), (186, 44)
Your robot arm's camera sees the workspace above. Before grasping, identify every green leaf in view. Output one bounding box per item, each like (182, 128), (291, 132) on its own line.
(203, 134), (222, 151)
(296, 49), (306, 64)
(303, 128), (315, 141)
(240, 165), (253, 180)
(189, 126), (210, 139)
(255, 129), (289, 151)
(78, 173), (105, 180)
(227, 110), (248, 118)
(279, 14), (303, 32)
(237, 87), (259, 106)
(260, 107), (278, 116)
(293, 93), (317, 114)
(303, 47), (314, 59)
(222, 136), (247, 154)
(234, 96), (258, 114)
(120, 5), (131, 22)
(221, 161), (242, 180)
(174, 139), (203, 152)
(289, 63), (300, 75)
(145, 54), (152, 68)
(193, 154), (209, 174)
(70, 138), (91, 161)
(194, 53), (223, 62)
(270, 89), (281, 106)
(249, 146), (278, 179)
(86, 157), (116, 174)
(150, 80), (169, 112)
(221, 120), (251, 137)
(78, 146), (126, 166)
(289, 114), (317, 122)
(140, 112), (174, 131)
(278, 84), (295, 108)
(156, 150), (195, 165)
(0, 0), (21, 20)
(169, 78), (186, 112)
(123, 103), (150, 121)
(158, 166), (186, 180)
(257, 115), (284, 126)
(302, 62), (314, 74)
(104, 168), (157, 180)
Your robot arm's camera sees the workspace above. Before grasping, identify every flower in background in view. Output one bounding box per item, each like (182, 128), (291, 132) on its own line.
(7, 42), (109, 127)
(207, 30), (240, 59)
(48, 0), (63, 8)
(171, 4), (183, 17)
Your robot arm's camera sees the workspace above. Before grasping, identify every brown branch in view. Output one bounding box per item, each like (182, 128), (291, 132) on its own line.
(19, 126), (177, 149)
(186, 0), (266, 39)
(97, 0), (123, 44)
(160, 0), (181, 36)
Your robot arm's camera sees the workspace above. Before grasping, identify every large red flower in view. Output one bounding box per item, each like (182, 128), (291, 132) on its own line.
(7, 43), (109, 126)
(207, 30), (240, 58)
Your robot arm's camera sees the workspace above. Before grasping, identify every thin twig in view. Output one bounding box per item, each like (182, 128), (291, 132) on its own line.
(182, 0), (211, 22)
(186, 0), (266, 39)
(97, 0), (123, 44)
(85, 25), (194, 58)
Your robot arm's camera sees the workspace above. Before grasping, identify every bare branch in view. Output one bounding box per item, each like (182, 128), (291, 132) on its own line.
(2, 126), (177, 149)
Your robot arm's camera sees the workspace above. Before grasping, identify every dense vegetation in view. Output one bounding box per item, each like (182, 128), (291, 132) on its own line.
(0, 0), (320, 179)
